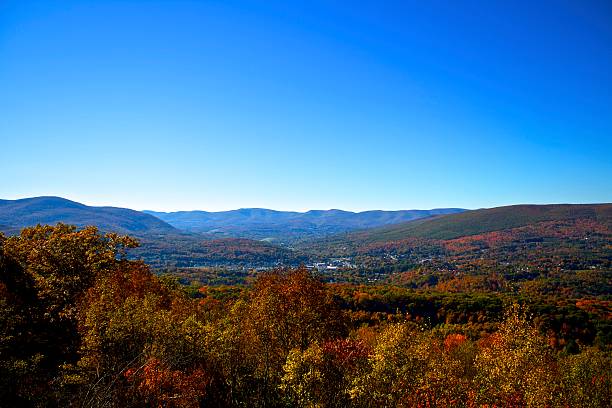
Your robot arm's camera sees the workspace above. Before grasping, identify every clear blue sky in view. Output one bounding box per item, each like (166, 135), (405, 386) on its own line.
(1, 0), (611, 211)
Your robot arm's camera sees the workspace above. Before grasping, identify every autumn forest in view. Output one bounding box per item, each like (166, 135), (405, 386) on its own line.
(1, 222), (610, 407)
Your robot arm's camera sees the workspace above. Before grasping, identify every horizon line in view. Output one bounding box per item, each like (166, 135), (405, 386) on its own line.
(3, 194), (612, 214)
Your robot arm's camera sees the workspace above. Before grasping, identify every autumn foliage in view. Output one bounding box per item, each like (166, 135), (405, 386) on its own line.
(0, 225), (610, 407)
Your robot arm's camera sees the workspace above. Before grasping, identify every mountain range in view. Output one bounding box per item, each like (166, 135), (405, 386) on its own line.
(143, 207), (465, 241)
(2, 196), (610, 269)
(0, 196), (463, 267)
(0, 197), (465, 241)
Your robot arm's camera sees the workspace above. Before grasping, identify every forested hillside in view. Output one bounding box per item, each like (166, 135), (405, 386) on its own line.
(298, 204), (612, 298)
(0, 197), (179, 235)
(345, 203), (612, 241)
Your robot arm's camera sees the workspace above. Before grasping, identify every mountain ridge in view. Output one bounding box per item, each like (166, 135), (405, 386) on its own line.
(0, 196), (180, 235)
(144, 207), (466, 241)
(344, 203), (612, 242)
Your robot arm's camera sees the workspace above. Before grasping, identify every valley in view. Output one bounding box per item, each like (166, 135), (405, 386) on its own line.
(2, 197), (610, 406)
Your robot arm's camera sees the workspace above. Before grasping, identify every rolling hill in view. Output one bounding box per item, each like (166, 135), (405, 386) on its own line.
(0, 196), (180, 235)
(144, 207), (466, 241)
(349, 203), (612, 242)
